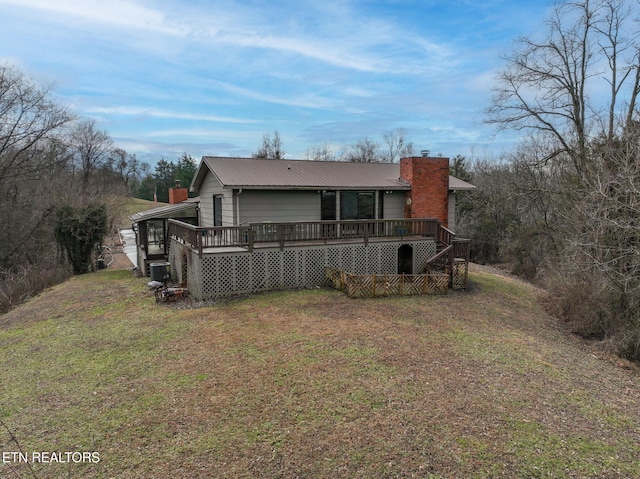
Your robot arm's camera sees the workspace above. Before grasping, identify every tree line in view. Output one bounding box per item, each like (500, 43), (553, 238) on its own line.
(131, 154), (198, 203)
(0, 64), (195, 312)
(4, 0), (640, 362)
(454, 0), (640, 361)
(252, 128), (416, 163)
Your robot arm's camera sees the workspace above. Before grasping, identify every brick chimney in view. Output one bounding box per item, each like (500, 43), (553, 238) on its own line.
(400, 155), (450, 227)
(168, 180), (189, 204)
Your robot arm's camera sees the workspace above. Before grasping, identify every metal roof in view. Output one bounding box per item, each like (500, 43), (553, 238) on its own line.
(190, 157), (475, 192)
(129, 197), (199, 223)
(449, 176), (476, 190)
(192, 157), (410, 191)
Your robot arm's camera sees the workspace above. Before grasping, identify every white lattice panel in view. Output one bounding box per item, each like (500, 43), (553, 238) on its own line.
(175, 238), (437, 300)
(414, 241), (436, 273)
(367, 246), (378, 273)
(200, 255), (217, 296)
(265, 250), (281, 289)
(327, 247), (341, 268)
(251, 251), (267, 291)
(283, 250), (299, 288)
(381, 244), (398, 273)
(303, 249), (326, 285)
(236, 255), (252, 292)
(340, 247), (352, 272)
(353, 246), (367, 274)
(218, 256), (235, 294)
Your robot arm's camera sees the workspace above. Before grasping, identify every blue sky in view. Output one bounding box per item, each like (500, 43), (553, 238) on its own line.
(1, 0), (555, 165)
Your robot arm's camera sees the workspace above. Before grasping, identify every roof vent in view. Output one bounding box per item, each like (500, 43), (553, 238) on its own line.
(420, 150), (430, 157)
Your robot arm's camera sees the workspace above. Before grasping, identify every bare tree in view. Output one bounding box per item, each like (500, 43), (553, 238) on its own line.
(0, 64), (75, 187)
(252, 130), (285, 159)
(381, 128), (414, 162)
(342, 137), (380, 162)
(68, 118), (113, 190)
(0, 65), (134, 311)
(556, 130), (640, 356)
(487, 0), (640, 177)
(305, 142), (337, 161)
(107, 148), (148, 192)
(0, 65), (75, 269)
(486, 0), (640, 359)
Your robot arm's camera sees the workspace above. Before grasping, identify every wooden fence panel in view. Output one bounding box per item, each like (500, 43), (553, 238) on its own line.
(325, 267), (449, 298)
(452, 259), (469, 290)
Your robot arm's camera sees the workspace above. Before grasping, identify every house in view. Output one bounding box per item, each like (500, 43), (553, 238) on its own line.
(162, 155), (474, 300)
(188, 155), (474, 231)
(129, 183), (199, 276)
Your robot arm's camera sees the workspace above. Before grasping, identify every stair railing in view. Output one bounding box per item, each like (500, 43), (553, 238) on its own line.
(425, 223), (470, 274)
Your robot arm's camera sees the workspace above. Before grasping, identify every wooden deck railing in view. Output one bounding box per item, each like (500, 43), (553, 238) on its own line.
(437, 225), (455, 246)
(425, 228), (471, 276)
(452, 238), (471, 261)
(168, 218), (441, 253)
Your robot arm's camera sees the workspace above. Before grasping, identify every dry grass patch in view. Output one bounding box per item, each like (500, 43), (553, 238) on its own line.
(1, 267), (639, 478)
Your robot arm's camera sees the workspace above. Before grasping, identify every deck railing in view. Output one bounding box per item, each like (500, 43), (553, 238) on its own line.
(452, 238), (471, 261)
(425, 230), (471, 280)
(168, 218), (441, 253)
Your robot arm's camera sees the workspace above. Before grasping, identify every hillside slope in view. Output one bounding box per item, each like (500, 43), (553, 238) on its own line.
(1, 266), (639, 478)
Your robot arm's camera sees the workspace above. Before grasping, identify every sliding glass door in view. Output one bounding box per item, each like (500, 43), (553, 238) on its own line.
(340, 192), (375, 220)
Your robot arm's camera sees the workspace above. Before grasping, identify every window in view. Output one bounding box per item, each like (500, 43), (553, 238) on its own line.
(321, 191), (336, 220)
(213, 195), (222, 226)
(146, 219), (166, 255)
(340, 192), (375, 220)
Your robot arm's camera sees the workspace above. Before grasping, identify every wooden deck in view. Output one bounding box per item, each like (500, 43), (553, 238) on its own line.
(168, 218), (470, 290)
(197, 234), (431, 254)
(168, 218), (443, 254)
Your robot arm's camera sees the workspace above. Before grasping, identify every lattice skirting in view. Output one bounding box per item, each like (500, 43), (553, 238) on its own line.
(325, 267), (449, 298)
(169, 239), (437, 300)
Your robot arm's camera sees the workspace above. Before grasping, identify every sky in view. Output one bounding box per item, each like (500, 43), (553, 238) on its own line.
(1, 0), (556, 165)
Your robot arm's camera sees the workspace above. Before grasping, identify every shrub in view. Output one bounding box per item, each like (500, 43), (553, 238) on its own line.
(0, 261), (70, 314)
(55, 203), (108, 275)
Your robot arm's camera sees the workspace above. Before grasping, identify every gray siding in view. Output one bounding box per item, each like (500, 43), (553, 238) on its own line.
(448, 192), (456, 232)
(197, 172), (220, 227)
(238, 190), (321, 224)
(198, 173), (234, 227)
(197, 164), (407, 226)
(221, 191), (235, 225)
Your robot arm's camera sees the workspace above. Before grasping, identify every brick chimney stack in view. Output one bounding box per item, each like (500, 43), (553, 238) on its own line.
(400, 156), (450, 227)
(168, 180), (189, 204)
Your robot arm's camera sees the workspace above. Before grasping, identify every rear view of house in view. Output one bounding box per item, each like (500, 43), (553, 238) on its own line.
(152, 154), (474, 299)
(189, 155), (473, 230)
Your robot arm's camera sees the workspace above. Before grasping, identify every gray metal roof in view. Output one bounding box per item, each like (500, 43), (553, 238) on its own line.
(449, 176), (476, 190)
(191, 157), (475, 191)
(192, 157), (410, 191)
(129, 197), (199, 223)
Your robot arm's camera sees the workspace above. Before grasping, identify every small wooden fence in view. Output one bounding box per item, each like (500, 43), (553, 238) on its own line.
(325, 267), (449, 298)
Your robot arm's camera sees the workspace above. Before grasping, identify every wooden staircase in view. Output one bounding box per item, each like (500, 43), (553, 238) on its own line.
(425, 224), (471, 289)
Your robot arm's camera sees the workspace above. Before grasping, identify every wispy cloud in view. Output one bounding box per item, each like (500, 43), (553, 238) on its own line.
(0, 0), (184, 35)
(211, 81), (339, 110)
(1, 0), (456, 75)
(1, 0), (555, 160)
(85, 106), (259, 124)
(211, 31), (399, 74)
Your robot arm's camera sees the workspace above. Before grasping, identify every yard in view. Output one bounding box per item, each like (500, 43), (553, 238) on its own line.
(0, 264), (639, 478)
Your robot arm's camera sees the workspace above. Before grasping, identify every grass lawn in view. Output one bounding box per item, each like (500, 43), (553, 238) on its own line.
(1, 266), (639, 478)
